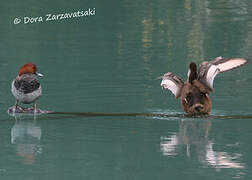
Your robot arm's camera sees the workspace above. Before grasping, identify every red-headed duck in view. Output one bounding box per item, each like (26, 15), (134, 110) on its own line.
(11, 63), (43, 113)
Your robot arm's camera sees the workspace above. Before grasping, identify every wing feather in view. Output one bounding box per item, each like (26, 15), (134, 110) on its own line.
(198, 57), (249, 91)
(211, 58), (249, 73)
(160, 72), (184, 98)
(14, 74), (41, 94)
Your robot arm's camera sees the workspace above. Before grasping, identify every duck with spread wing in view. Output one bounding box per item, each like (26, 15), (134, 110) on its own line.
(160, 57), (249, 115)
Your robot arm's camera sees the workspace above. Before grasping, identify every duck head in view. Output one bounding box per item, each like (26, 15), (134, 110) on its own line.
(18, 63), (43, 77)
(160, 57), (249, 115)
(182, 78), (212, 115)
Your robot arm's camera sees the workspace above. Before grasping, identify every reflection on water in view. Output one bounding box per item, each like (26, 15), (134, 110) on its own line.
(205, 142), (243, 169)
(0, 0), (251, 179)
(11, 115), (42, 164)
(160, 120), (244, 170)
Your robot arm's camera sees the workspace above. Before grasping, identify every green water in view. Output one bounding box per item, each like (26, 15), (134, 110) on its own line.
(1, 0), (252, 179)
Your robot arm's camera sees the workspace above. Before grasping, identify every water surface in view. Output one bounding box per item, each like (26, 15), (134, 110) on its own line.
(0, 0), (252, 179)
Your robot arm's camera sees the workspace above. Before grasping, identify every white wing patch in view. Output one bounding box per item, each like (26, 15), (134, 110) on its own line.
(215, 58), (248, 73)
(205, 65), (220, 90)
(161, 79), (180, 97)
(160, 72), (184, 98)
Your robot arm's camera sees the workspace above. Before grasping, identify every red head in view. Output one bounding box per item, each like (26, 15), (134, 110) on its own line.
(18, 63), (43, 77)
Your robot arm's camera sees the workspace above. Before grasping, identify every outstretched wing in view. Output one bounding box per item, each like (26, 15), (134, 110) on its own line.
(160, 72), (184, 98)
(198, 57), (249, 91)
(197, 61), (220, 91)
(211, 57), (249, 73)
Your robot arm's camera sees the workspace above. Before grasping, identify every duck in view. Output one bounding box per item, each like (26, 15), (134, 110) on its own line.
(160, 57), (249, 115)
(11, 63), (43, 113)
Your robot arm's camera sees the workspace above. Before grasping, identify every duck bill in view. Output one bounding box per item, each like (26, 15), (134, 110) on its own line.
(36, 72), (43, 77)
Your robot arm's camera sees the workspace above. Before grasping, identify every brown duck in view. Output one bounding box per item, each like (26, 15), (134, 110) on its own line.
(160, 57), (249, 115)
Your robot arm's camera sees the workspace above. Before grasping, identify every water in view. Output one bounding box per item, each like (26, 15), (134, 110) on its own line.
(0, 0), (252, 179)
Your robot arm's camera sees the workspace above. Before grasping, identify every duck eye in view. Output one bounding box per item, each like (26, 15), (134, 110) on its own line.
(200, 92), (206, 98)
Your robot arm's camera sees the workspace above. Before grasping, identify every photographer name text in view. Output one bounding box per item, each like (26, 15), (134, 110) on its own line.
(13, 8), (96, 25)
